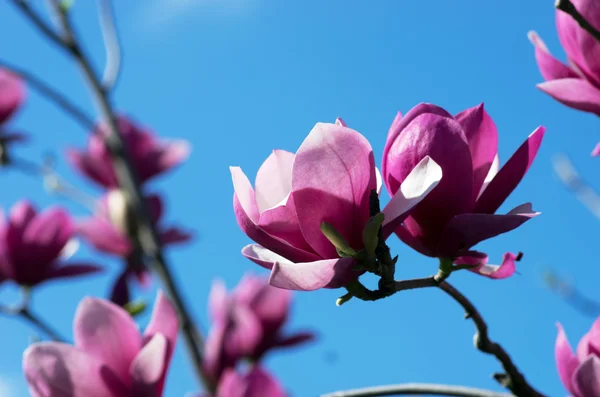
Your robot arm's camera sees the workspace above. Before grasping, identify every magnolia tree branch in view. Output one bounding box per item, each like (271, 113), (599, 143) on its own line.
(0, 59), (95, 130)
(321, 383), (514, 397)
(543, 268), (600, 317)
(97, 0), (121, 91)
(12, 0), (215, 391)
(0, 303), (67, 342)
(552, 154), (600, 219)
(555, 0), (600, 43)
(342, 278), (545, 397)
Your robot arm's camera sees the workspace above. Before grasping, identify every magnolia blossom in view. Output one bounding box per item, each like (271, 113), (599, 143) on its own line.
(0, 69), (27, 151)
(555, 318), (600, 397)
(195, 367), (285, 397)
(0, 201), (101, 286)
(77, 190), (192, 304)
(24, 292), (178, 397)
(232, 119), (442, 291)
(67, 115), (190, 188)
(528, 0), (600, 155)
(382, 103), (545, 278)
(204, 275), (313, 380)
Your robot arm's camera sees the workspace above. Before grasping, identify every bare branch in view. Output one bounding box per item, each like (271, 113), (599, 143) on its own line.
(556, 0), (600, 44)
(321, 383), (514, 397)
(97, 0), (122, 91)
(552, 153), (600, 219)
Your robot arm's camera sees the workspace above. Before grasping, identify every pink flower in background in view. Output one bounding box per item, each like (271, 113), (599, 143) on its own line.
(204, 275), (314, 381)
(555, 318), (600, 397)
(382, 103), (545, 279)
(23, 292), (178, 397)
(214, 367), (286, 397)
(0, 201), (101, 286)
(0, 69), (28, 152)
(67, 115), (190, 188)
(77, 190), (192, 305)
(528, 0), (600, 155)
(232, 119), (442, 291)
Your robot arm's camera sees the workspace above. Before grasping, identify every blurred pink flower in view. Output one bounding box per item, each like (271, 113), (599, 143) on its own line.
(232, 119), (442, 291)
(382, 103), (545, 279)
(528, 0), (600, 155)
(215, 367), (286, 397)
(23, 292), (178, 397)
(204, 275), (314, 381)
(555, 318), (600, 397)
(67, 116), (190, 188)
(77, 190), (192, 305)
(0, 201), (101, 286)
(0, 69), (28, 155)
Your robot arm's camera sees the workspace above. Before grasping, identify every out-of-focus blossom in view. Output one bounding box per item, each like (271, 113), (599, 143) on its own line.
(67, 116), (190, 188)
(528, 0), (600, 155)
(232, 119), (442, 291)
(215, 367), (286, 397)
(0, 69), (28, 163)
(0, 201), (101, 286)
(23, 292), (178, 397)
(555, 318), (600, 397)
(382, 103), (545, 279)
(77, 190), (192, 305)
(204, 275), (313, 381)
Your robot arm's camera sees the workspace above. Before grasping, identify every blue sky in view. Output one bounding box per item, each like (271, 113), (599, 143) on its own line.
(0, 1), (599, 396)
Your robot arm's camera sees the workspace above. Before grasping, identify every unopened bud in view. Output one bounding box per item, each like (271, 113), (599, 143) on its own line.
(320, 222), (357, 258)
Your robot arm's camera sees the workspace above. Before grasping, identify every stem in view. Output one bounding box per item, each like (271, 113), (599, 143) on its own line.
(321, 383), (514, 397)
(555, 0), (600, 44)
(0, 59), (95, 130)
(13, 1), (214, 391)
(20, 308), (67, 342)
(437, 282), (545, 397)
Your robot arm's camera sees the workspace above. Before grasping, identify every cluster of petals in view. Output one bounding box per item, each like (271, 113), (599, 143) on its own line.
(382, 103), (544, 279)
(0, 69), (28, 147)
(196, 367), (286, 397)
(231, 119), (442, 291)
(77, 190), (191, 304)
(528, 0), (600, 155)
(204, 275), (313, 381)
(23, 292), (178, 397)
(556, 317), (600, 397)
(0, 201), (101, 286)
(67, 115), (190, 188)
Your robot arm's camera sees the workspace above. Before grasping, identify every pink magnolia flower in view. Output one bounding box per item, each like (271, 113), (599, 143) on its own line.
(67, 116), (190, 188)
(24, 292), (178, 397)
(204, 275), (314, 380)
(528, 0), (600, 155)
(382, 103), (545, 279)
(232, 119), (442, 291)
(0, 201), (101, 286)
(555, 318), (600, 397)
(77, 190), (192, 305)
(214, 367), (285, 397)
(0, 69), (28, 151)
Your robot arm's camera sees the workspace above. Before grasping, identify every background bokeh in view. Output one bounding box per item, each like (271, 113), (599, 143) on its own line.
(0, 1), (597, 396)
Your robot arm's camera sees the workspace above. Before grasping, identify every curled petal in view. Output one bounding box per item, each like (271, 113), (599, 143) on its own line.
(254, 150), (294, 213)
(44, 263), (103, 282)
(555, 323), (580, 395)
(538, 79), (600, 116)
(528, 31), (579, 81)
(456, 252), (518, 279)
(572, 356), (600, 397)
(0, 69), (25, 124)
(130, 334), (167, 397)
(208, 279), (229, 322)
(77, 218), (132, 256)
(270, 256), (358, 291)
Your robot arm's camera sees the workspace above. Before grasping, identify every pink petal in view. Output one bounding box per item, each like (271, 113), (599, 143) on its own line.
(438, 203), (539, 257)
(270, 256), (358, 291)
(66, 148), (117, 189)
(208, 279), (229, 322)
(477, 154), (500, 199)
(254, 150), (294, 213)
(238, 274), (291, 332)
(384, 110), (474, 240)
(44, 263), (103, 281)
(77, 217), (132, 256)
(454, 104), (499, 198)
(273, 331), (316, 349)
(23, 342), (127, 397)
(159, 226), (193, 246)
(528, 31), (580, 81)
(232, 167), (319, 264)
(74, 297), (143, 384)
(577, 317), (600, 361)
(335, 117), (347, 127)
(474, 126), (545, 214)
(20, 207), (74, 266)
(381, 156), (442, 239)
(8, 200), (36, 233)
(110, 270), (131, 306)
(537, 78), (600, 116)
(393, 224), (437, 257)
(386, 111), (403, 140)
(0, 69), (25, 125)
(572, 356), (600, 397)
(592, 142), (600, 156)
(130, 334), (167, 397)
(292, 122), (376, 258)
(143, 291), (178, 396)
(226, 305), (263, 358)
(146, 194), (163, 225)
(142, 139), (190, 182)
(456, 251), (518, 279)
(556, 323), (580, 395)
(257, 194), (312, 252)
(243, 367), (286, 397)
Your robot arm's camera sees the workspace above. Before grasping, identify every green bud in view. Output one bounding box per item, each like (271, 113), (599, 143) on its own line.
(60, 0), (75, 12)
(124, 300), (147, 317)
(335, 292), (353, 306)
(320, 222), (357, 257)
(362, 213), (385, 255)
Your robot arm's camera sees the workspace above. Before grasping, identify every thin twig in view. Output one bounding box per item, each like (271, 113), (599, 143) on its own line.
(0, 305), (67, 342)
(14, 0), (214, 391)
(321, 383), (514, 397)
(438, 282), (546, 397)
(556, 0), (600, 43)
(0, 59), (95, 130)
(552, 154), (600, 219)
(97, 0), (122, 91)
(10, 0), (64, 48)
(542, 269), (600, 317)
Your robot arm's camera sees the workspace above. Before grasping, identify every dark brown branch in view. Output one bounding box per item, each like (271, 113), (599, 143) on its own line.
(0, 304), (67, 342)
(321, 383), (514, 397)
(556, 0), (600, 43)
